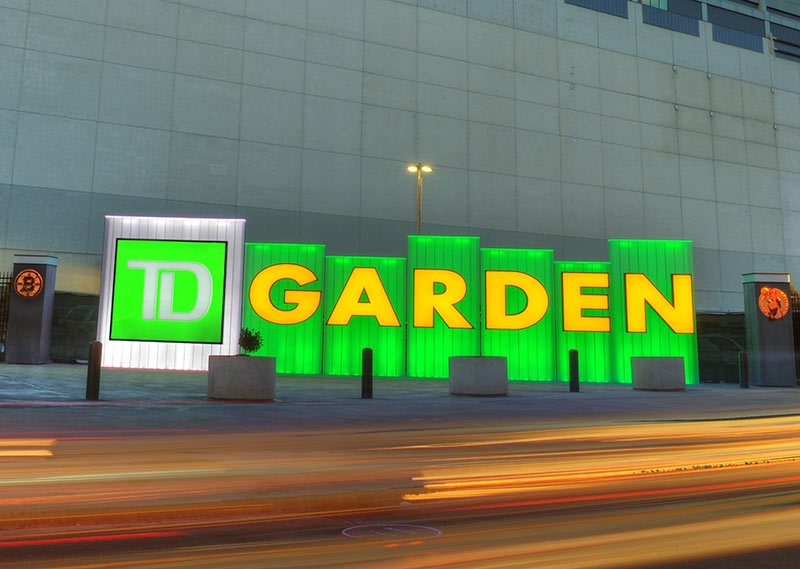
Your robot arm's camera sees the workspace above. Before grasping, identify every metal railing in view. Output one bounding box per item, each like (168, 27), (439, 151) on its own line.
(0, 272), (11, 362)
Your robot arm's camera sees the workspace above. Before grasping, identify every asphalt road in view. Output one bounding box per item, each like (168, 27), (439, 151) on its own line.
(3, 411), (800, 568)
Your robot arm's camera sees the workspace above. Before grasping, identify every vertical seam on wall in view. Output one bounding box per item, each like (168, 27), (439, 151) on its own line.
(86, 0), (110, 257)
(166, 5), (181, 215)
(358, 0), (367, 252)
(465, 12), (471, 235)
(298, 0), (309, 243)
(512, 2), (520, 242)
(234, 5), (246, 217)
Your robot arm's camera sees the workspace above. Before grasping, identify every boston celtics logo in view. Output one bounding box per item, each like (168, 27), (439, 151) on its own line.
(758, 287), (789, 320)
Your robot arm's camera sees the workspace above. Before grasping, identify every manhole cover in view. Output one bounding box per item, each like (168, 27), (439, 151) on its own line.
(342, 524), (442, 541)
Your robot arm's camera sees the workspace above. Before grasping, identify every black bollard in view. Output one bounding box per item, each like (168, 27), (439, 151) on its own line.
(739, 351), (749, 389)
(86, 341), (102, 400)
(569, 349), (580, 392)
(361, 348), (373, 399)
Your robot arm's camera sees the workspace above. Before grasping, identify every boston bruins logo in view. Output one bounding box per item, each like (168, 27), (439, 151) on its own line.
(14, 269), (43, 299)
(758, 286), (789, 321)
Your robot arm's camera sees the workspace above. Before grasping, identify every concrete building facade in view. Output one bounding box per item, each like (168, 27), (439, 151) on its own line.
(2, 0), (800, 315)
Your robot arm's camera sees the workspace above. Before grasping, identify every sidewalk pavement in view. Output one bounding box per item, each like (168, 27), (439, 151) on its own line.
(1, 362), (799, 433)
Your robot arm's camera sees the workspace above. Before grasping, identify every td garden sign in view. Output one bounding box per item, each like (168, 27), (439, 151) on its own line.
(97, 216), (699, 383)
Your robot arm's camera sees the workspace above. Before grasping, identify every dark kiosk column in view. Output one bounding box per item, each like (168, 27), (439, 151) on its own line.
(742, 273), (796, 387)
(6, 255), (58, 364)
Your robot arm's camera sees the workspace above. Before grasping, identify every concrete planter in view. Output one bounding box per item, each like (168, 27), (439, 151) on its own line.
(207, 355), (276, 401)
(449, 356), (508, 396)
(631, 356), (685, 391)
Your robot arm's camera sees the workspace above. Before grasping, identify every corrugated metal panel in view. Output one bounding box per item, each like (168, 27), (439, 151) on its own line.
(669, 0), (702, 20)
(772, 22), (800, 45)
(608, 240), (699, 385)
(712, 24), (764, 51)
(480, 248), (556, 381)
(643, 5), (701, 35)
(97, 216), (245, 371)
(566, 0), (628, 18)
(707, 5), (765, 35)
(407, 235), (480, 379)
(554, 261), (611, 383)
(323, 256), (406, 377)
(242, 243), (325, 374)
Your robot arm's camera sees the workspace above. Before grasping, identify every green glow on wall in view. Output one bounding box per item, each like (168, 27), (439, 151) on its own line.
(481, 248), (555, 381)
(554, 261), (611, 383)
(608, 240), (698, 384)
(323, 256), (406, 377)
(242, 243), (325, 374)
(407, 235), (480, 378)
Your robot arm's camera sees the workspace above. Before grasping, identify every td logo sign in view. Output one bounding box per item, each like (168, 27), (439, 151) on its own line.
(110, 239), (227, 343)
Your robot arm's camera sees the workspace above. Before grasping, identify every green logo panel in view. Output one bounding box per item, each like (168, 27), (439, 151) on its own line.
(110, 239), (227, 343)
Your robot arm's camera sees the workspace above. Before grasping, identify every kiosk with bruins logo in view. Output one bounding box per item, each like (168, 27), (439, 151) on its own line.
(743, 273), (796, 387)
(6, 255), (58, 364)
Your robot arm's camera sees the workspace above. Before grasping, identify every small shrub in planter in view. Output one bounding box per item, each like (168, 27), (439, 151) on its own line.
(207, 328), (274, 400)
(239, 328), (263, 355)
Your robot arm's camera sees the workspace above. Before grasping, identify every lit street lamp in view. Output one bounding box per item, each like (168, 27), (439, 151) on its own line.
(407, 163), (433, 234)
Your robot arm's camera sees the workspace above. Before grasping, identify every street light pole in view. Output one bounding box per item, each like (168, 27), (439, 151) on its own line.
(407, 163), (433, 235)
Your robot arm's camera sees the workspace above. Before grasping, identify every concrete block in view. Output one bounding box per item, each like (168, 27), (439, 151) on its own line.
(176, 40), (242, 83)
(692, 247), (722, 292)
(515, 31), (557, 78)
(600, 91), (640, 121)
(104, 28), (177, 72)
(245, 18), (305, 58)
(517, 101), (560, 135)
(710, 76), (743, 116)
(561, 138), (602, 186)
(675, 68), (710, 110)
(178, 5), (244, 48)
(418, 53), (467, 89)
(707, 33), (741, 79)
(643, 194), (683, 240)
(604, 188), (644, 239)
(419, 7), (466, 59)
(560, 109), (601, 141)
(245, 0), (306, 27)
(237, 141), (302, 211)
(301, 150), (361, 216)
(469, 92), (515, 126)
(748, 166), (780, 209)
(681, 198), (719, 248)
(744, 119), (776, 146)
(417, 166), (469, 226)
(469, 123), (515, 174)
(637, 59), (675, 103)
(31, 0), (106, 24)
(516, 74), (558, 106)
(306, 31), (363, 70)
(469, 171), (516, 230)
(598, 9), (636, 54)
(245, 52), (305, 93)
(6, 186), (90, 252)
(241, 85), (303, 146)
(719, 250), (753, 291)
(364, 74), (416, 111)
(517, 178), (562, 235)
(469, 63), (514, 98)
(716, 203), (752, 252)
(93, 123), (170, 199)
(679, 156), (715, 201)
(167, 132), (238, 205)
(635, 11), (673, 63)
(309, 0), (363, 39)
(516, 130), (561, 180)
(715, 161), (749, 204)
(713, 137), (746, 165)
(208, 355), (276, 401)
(305, 62), (361, 102)
(0, 7), (27, 48)
(0, 111), (14, 184)
(468, 19), (513, 69)
(365, 0), (416, 49)
(99, 63), (174, 130)
(603, 143), (642, 192)
(562, 183), (604, 238)
(360, 157), (416, 222)
(107, 0), (179, 36)
(418, 83), (467, 120)
(631, 357), (685, 391)
(556, 0), (597, 46)
(365, 43), (416, 80)
(678, 129), (712, 159)
(558, 40), (600, 87)
(449, 357), (508, 396)
(598, 51), (638, 95)
(752, 207), (784, 255)
(172, 75), (241, 139)
(468, 0), (513, 26)
(642, 150), (679, 196)
(362, 105), (415, 162)
(26, 13), (104, 59)
(514, 0), (557, 35)
(419, 115), (468, 169)
(13, 113), (95, 192)
(20, 51), (100, 120)
(672, 29), (708, 72)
